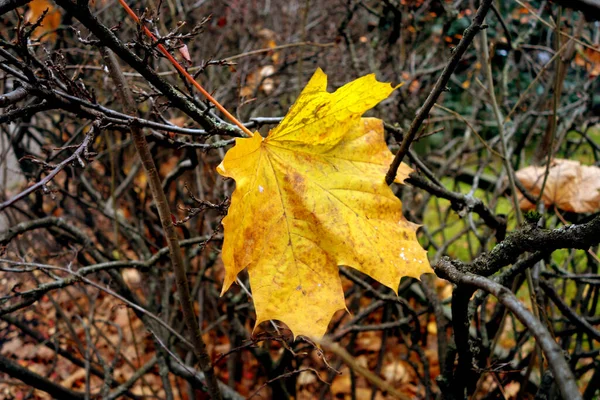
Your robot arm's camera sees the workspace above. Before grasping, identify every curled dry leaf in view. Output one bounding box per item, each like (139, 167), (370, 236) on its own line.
(515, 159), (600, 213)
(218, 68), (432, 339)
(178, 44), (192, 64)
(297, 370), (318, 386)
(122, 268), (141, 287)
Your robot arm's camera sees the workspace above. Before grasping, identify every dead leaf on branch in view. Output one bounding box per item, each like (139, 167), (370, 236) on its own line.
(574, 45), (600, 78)
(26, 0), (62, 43)
(217, 68), (432, 339)
(516, 159), (600, 213)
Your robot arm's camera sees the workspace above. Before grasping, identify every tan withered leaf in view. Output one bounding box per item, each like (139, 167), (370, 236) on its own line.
(217, 68), (432, 339)
(516, 159), (600, 213)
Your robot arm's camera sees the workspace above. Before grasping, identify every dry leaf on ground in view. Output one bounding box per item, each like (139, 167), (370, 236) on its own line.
(240, 65), (276, 97)
(515, 159), (600, 213)
(218, 68), (432, 339)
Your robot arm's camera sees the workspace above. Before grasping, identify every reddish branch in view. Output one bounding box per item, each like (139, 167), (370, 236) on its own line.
(51, 0), (239, 136)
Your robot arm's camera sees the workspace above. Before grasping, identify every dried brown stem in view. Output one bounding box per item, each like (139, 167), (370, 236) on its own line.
(99, 47), (222, 400)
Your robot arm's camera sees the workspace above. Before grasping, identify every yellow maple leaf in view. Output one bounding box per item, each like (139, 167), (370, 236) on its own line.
(217, 68), (432, 339)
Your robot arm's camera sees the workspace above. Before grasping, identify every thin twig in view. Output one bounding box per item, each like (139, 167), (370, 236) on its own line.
(317, 337), (413, 400)
(385, 0), (494, 185)
(116, 0), (253, 137)
(100, 47), (223, 400)
(0, 126), (95, 212)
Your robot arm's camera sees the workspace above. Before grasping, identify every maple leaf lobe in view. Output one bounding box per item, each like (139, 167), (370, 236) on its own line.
(218, 69), (431, 339)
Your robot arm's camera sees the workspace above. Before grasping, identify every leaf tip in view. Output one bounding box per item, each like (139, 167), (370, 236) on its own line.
(216, 161), (226, 175)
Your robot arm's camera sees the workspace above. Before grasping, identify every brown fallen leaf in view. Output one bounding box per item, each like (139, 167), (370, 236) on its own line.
(0, 337), (24, 356)
(356, 331), (383, 352)
(240, 65), (276, 97)
(330, 367), (352, 396)
(382, 361), (409, 384)
(515, 159), (600, 213)
(60, 367), (86, 388)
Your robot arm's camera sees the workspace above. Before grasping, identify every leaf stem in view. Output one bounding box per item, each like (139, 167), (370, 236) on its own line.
(117, 0), (254, 138)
